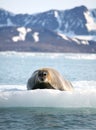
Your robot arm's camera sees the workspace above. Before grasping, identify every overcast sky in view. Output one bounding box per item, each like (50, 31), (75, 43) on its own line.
(0, 0), (96, 14)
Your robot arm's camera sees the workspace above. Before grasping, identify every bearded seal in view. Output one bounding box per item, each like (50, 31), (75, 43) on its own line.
(27, 68), (73, 91)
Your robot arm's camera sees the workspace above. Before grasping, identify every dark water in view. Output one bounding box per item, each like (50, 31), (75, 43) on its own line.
(0, 107), (96, 130)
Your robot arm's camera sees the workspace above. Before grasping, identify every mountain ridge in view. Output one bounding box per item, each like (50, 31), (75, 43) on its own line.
(0, 5), (96, 35)
(0, 5), (96, 53)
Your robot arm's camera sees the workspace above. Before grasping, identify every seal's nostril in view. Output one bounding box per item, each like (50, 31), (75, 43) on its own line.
(41, 77), (44, 81)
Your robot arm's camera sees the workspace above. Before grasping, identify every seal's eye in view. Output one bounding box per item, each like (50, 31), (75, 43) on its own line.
(43, 72), (47, 76)
(38, 72), (42, 77)
(38, 71), (47, 77)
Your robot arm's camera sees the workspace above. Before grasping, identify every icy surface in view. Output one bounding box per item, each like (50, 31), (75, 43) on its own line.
(0, 81), (96, 108)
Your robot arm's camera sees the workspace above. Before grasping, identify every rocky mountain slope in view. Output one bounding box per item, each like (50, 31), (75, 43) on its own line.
(0, 5), (96, 53)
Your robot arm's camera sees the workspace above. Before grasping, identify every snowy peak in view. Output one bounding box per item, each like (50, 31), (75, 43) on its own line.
(60, 6), (89, 35)
(0, 6), (96, 53)
(0, 6), (96, 35)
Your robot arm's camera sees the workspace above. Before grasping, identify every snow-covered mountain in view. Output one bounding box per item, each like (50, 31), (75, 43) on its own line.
(0, 6), (96, 53)
(0, 5), (96, 35)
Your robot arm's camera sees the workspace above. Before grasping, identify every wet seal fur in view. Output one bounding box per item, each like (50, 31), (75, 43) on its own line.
(27, 68), (73, 91)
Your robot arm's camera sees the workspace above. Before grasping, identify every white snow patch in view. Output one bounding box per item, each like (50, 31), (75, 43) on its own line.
(72, 38), (89, 45)
(84, 11), (96, 31)
(54, 11), (58, 18)
(12, 36), (20, 42)
(12, 27), (32, 42)
(58, 33), (69, 40)
(54, 11), (62, 30)
(81, 40), (89, 45)
(74, 35), (96, 41)
(32, 32), (39, 42)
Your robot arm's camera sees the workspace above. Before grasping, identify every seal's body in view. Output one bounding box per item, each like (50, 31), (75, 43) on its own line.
(27, 68), (73, 91)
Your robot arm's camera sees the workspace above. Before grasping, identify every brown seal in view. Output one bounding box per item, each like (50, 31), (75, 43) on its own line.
(27, 68), (73, 91)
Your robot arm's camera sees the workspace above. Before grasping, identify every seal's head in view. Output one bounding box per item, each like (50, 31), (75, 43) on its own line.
(30, 69), (53, 89)
(37, 70), (48, 83)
